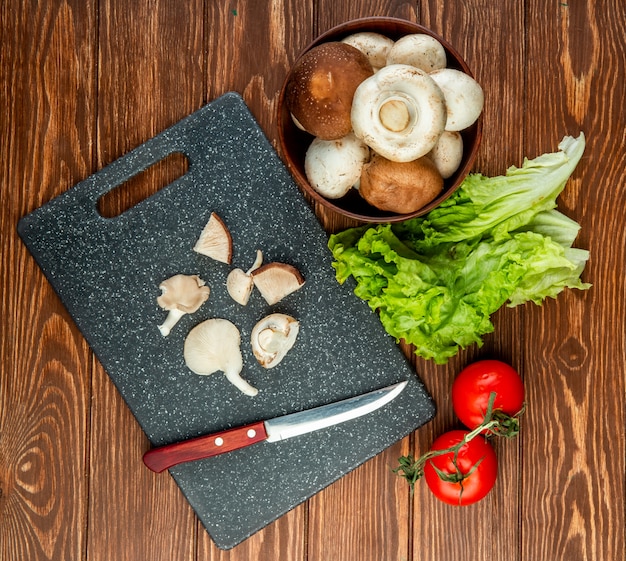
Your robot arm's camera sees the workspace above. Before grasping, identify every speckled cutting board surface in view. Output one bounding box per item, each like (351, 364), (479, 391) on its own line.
(17, 92), (435, 550)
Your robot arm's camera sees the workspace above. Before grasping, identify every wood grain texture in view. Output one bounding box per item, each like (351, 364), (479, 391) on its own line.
(1, 0), (625, 560)
(522, 2), (626, 561)
(1, 2), (95, 561)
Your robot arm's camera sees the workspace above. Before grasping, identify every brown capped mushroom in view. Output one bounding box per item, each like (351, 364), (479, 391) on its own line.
(157, 274), (211, 336)
(251, 313), (300, 369)
(285, 42), (374, 140)
(359, 153), (443, 214)
(251, 262), (305, 305)
(184, 318), (258, 397)
(193, 212), (233, 264)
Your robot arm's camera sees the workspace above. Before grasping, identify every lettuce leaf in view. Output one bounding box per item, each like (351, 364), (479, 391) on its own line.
(329, 134), (591, 363)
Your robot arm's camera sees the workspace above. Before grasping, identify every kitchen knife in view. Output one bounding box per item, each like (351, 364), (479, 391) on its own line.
(143, 380), (407, 473)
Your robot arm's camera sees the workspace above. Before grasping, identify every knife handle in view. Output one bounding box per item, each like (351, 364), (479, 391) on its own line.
(143, 421), (268, 473)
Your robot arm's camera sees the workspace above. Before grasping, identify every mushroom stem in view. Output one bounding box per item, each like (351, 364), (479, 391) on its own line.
(224, 369), (259, 397)
(247, 250), (264, 274)
(158, 309), (186, 337)
(258, 328), (288, 353)
(378, 96), (414, 133)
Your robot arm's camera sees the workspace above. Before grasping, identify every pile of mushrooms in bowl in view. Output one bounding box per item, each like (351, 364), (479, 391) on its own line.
(277, 18), (483, 223)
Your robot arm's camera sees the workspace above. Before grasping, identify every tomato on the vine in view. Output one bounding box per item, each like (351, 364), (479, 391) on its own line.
(423, 430), (497, 506)
(451, 360), (525, 432)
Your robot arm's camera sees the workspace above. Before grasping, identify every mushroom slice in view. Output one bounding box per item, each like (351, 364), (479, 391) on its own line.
(351, 64), (447, 162)
(157, 274), (211, 336)
(304, 133), (370, 199)
(184, 318), (258, 397)
(251, 313), (300, 369)
(226, 250), (263, 306)
(193, 212), (233, 264)
(251, 262), (306, 305)
(429, 68), (484, 131)
(385, 34), (447, 72)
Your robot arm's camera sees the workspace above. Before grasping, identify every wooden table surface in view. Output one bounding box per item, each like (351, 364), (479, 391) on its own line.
(1, 1), (625, 560)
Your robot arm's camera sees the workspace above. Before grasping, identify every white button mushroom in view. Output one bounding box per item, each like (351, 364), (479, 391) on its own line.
(429, 68), (484, 131)
(304, 133), (370, 198)
(351, 64), (447, 162)
(157, 274), (211, 336)
(184, 318), (258, 397)
(385, 34), (447, 73)
(427, 131), (464, 179)
(251, 313), (300, 369)
(341, 32), (395, 71)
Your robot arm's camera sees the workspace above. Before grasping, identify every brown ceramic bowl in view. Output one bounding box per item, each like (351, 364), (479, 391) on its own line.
(277, 17), (483, 223)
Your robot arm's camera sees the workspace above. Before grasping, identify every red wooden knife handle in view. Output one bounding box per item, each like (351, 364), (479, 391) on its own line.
(143, 421), (268, 473)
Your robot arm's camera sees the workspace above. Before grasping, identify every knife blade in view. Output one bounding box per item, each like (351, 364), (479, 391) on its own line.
(143, 380), (407, 473)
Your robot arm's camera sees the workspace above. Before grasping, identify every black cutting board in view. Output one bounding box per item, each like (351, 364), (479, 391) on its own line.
(17, 92), (435, 550)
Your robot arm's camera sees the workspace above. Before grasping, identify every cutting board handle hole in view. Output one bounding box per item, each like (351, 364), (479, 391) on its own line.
(97, 151), (189, 218)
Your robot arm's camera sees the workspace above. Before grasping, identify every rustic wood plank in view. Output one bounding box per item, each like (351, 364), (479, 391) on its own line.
(85, 2), (205, 560)
(522, 1), (626, 560)
(0, 2), (96, 561)
(411, 2), (526, 561)
(205, 0), (311, 147)
(199, 2), (312, 557)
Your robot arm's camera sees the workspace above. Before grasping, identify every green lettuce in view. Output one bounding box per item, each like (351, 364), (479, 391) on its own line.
(329, 134), (591, 363)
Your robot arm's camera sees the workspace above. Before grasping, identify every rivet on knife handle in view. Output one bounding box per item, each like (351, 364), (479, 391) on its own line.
(143, 420), (268, 473)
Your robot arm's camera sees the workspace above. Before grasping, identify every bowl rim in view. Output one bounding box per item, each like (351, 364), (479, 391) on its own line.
(277, 17), (483, 223)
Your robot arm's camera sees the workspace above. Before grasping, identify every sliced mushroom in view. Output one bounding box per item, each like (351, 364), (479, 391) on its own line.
(429, 68), (484, 131)
(226, 250), (263, 305)
(341, 32), (395, 71)
(428, 131), (464, 179)
(157, 274), (211, 336)
(285, 42), (374, 140)
(193, 212), (233, 264)
(251, 262), (305, 305)
(184, 318), (258, 397)
(251, 313), (300, 369)
(359, 153), (443, 214)
(385, 34), (447, 72)
(351, 64), (447, 162)
(304, 133), (370, 198)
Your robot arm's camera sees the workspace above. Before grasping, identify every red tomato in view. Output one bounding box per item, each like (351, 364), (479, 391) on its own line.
(424, 430), (497, 506)
(451, 360), (525, 431)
